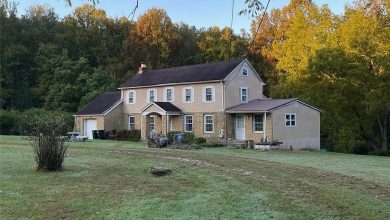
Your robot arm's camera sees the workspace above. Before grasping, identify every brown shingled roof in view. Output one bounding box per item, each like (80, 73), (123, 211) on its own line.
(120, 59), (244, 88)
(75, 92), (122, 115)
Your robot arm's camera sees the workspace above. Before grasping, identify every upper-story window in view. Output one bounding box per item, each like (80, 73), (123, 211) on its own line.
(147, 89), (157, 102)
(127, 91), (136, 104)
(242, 67), (248, 76)
(202, 86), (215, 102)
(164, 87), (174, 102)
(240, 87), (248, 103)
(182, 87), (194, 103)
(285, 113), (296, 127)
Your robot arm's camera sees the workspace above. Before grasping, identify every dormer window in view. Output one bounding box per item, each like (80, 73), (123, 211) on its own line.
(242, 68), (248, 76)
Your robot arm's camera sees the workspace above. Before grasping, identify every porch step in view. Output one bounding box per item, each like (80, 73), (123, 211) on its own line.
(227, 139), (248, 148)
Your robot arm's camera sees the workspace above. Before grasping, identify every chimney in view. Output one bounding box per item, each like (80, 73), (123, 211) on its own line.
(138, 62), (147, 74)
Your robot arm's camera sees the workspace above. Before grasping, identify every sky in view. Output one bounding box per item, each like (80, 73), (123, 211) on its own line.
(16, 0), (352, 33)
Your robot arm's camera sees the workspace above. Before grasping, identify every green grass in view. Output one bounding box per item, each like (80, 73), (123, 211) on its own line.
(1, 135), (389, 219)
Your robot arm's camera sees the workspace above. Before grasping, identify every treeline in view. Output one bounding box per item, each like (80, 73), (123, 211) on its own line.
(0, 0), (389, 154)
(0, 2), (249, 112)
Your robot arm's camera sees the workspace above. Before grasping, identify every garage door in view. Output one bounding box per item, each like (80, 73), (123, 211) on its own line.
(84, 119), (97, 139)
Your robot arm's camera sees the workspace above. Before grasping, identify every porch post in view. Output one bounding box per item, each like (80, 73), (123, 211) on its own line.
(263, 113), (267, 140)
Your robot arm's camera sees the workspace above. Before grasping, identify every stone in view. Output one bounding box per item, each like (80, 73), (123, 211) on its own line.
(150, 166), (173, 176)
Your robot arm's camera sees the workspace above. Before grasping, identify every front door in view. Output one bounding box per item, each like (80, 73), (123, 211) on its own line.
(235, 114), (245, 140)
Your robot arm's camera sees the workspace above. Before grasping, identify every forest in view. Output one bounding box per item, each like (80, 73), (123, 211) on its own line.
(0, 0), (389, 154)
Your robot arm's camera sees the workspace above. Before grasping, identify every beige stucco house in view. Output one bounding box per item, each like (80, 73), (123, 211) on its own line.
(74, 59), (321, 149)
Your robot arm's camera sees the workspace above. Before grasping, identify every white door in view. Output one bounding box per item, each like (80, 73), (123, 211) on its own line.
(84, 119), (97, 139)
(235, 114), (245, 140)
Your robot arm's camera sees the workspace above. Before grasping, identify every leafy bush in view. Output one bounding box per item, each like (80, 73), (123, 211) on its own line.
(195, 137), (207, 145)
(24, 113), (69, 171)
(184, 132), (195, 144)
(352, 142), (372, 155)
(116, 129), (141, 141)
(0, 110), (21, 135)
(167, 131), (181, 141)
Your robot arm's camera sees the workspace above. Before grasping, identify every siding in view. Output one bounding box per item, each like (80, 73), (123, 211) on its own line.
(224, 60), (265, 109)
(272, 101), (320, 149)
(122, 82), (223, 114)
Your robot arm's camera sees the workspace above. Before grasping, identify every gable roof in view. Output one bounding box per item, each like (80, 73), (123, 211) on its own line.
(75, 92), (122, 115)
(120, 59), (244, 88)
(140, 102), (182, 114)
(226, 98), (322, 113)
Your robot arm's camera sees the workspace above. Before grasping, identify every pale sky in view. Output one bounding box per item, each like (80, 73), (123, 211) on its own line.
(16, 0), (352, 33)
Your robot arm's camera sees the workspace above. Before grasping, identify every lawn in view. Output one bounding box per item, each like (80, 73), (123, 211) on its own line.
(1, 135), (389, 219)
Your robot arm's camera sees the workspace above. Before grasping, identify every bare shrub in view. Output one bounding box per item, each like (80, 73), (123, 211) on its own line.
(24, 113), (69, 171)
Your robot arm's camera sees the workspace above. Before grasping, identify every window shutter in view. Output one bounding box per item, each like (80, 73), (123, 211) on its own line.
(182, 88), (186, 103)
(212, 87), (215, 102)
(202, 87), (205, 102)
(191, 88), (195, 103)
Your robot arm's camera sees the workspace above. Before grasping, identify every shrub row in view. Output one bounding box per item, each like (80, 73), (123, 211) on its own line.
(0, 109), (74, 135)
(113, 129), (141, 141)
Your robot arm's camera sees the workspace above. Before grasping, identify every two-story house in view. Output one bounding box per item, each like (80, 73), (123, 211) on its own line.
(74, 59), (321, 149)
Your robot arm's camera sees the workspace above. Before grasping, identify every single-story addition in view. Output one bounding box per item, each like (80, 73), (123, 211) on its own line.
(74, 92), (123, 139)
(74, 58), (322, 149)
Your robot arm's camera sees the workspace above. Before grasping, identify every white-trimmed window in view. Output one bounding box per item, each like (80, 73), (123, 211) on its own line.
(127, 91), (136, 104)
(285, 113), (296, 127)
(164, 87), (174, 102)
(204, 115), (214, 133)
(242, 67), (248, 76)
(128, 116), (136, 130)
(253, 114), (264, 132)
(240, 87), (248, 103)
(202, 86), (215, 103)
(184, 115), (193, 132)
(182, 87), (194, 103)
(147, 89), (157, 102)
(148, 116), (155, 130)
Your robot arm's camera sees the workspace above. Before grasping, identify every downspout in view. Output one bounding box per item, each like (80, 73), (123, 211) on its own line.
(222, 81), (227, 145)
(264, 113), (267, 140)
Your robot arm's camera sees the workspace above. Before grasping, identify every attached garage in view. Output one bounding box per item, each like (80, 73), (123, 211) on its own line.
(74, 92), (123, 139)
(83, 119), (97, 139)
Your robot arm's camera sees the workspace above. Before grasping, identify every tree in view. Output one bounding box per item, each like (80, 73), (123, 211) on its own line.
(124, 8), (179, 69)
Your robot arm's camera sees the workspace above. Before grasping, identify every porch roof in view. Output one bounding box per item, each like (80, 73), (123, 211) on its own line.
(226, 98), (300, 113)
(140, 102), (182, 115)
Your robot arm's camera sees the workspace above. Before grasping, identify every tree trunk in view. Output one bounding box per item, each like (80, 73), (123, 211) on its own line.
(378, 111), (389, 154)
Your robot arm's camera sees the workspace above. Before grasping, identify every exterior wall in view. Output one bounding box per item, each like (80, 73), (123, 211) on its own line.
(122, 82), (223, 114)
(244, 114), (271, 142)
(104, 103), (124, 131)
(224, 60), (265, 109)
(139, 112), (227, 144)
(272, 101), (321, 150)
(74, 115), (104, 135)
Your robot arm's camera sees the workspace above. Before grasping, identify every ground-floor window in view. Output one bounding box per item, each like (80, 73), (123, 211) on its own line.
(128, 116), (135, 130)
(204, 115), (214, 133)
(253, 114), (264, 132)
(184, 115), (193, 132)
(285, 113), (296, 127)
(148, 116), (155, 131)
